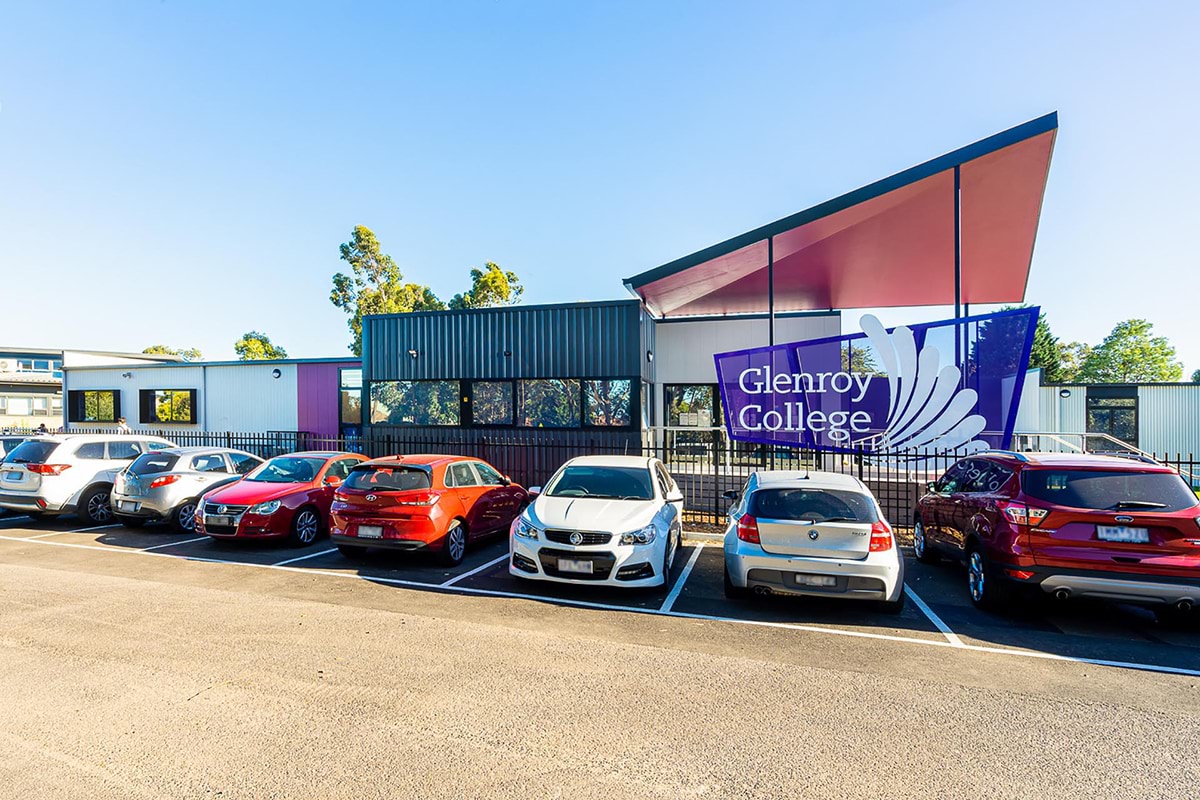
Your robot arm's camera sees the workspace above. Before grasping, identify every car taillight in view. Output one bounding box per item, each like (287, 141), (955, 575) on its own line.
(869, 519), (893, 552)
(26, 464), (71, 476)
(149, 474), (181, 489)
(736, 514), (760, 544)
(395, 492), (441, 506)
(999, 501), (1049, 527)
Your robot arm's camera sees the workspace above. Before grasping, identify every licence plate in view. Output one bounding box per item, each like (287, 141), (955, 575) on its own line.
(3, 471), (21, 482)
(117, 500), (138, 512)
(357, 525), (383, 539)
(207, 515), (234, 527)
(1097, 525), (1150, 543)
(557, 558), (594, 574)
(797, 574), (837, 587)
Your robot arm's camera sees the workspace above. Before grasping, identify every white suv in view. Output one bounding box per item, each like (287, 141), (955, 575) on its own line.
(0, 434), (176, 525)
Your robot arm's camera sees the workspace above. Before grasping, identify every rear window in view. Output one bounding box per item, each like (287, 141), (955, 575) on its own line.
(344, 465), (432, 492)
(129, 453), (180, 476)
(750, 488), (879, 523)
(1022, 469), (1200, 512)
(2, 440), (59, 464)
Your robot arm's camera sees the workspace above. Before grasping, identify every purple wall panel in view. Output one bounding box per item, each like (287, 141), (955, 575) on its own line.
(297, 362), (355, 438)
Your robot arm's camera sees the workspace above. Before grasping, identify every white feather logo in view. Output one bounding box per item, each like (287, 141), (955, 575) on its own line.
(857, 314), (988, 454)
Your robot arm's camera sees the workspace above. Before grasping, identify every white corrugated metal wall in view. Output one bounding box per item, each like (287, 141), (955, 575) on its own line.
(1137, 386), (1200, 457)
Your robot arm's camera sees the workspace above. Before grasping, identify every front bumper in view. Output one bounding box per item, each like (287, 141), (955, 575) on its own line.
(724, 536), (904, 602)
(508, 533), (666, 587)
(198, 511), (291, 540)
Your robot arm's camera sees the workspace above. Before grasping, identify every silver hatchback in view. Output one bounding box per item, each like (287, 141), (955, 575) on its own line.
(112, 447), (264, 531)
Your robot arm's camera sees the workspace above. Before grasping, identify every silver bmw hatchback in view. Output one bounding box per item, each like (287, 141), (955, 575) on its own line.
(112, 447), (264, 531)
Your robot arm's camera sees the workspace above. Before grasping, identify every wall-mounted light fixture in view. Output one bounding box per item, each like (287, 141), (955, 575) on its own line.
(503, 350), (512, 357)
(646, 350), (654, 363)
(121, 372), (133, 379)
(408, 349), (419, 359)
(1059, 389), (1072, 399)
(271, 368), (282, 379)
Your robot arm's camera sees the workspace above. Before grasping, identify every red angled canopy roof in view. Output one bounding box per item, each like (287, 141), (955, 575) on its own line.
(625, 113), (1057, 317)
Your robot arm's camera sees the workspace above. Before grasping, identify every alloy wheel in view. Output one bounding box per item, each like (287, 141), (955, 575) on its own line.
(177, 502), (197, 531)
(295, 510), (319, 544)
(968, 550), (986, 603)
(447, 525), (466, 562)
(88, 492), (113, 524)
(913, 521), (926, 558)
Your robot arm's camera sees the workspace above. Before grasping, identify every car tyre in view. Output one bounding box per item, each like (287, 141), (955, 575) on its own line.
(966, 545), (1009, 611)
(117, 515), (146, 528)
(79, 485), (114, 525)
(172, 499), (200, 533)
(288, 507), (321, 547)
(440, 520), (467, 566)
(659, 528), (679, 589)
(877, 590), (907, 615)
(912, 519), (938, 564)
(723, 564), (750, 600)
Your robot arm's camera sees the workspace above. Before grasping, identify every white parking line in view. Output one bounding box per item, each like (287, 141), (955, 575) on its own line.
(904, 584), (966, 648)
(442, 553), (509, 586)
(72, 524), (122, 533)
(141, 536), (210, 552)
(1, 533), (1197, 678)
(28, 530), (74, 539)
(0, 515), (32, 525)
(273, 547), (338, 566)
(660, 544), (703, 613)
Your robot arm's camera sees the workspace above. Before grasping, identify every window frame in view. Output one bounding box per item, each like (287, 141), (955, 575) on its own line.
(138, 389), (198, 425)
(67, 389), (121, 424)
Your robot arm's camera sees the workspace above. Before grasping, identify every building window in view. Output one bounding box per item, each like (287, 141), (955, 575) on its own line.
(339, 368), (363, 427)
(67, 390), (121, 423)
(517, 379), (580, 428)
(470, 381), (513, 426)
(370, 381), (460, 426)
(584, 379), (633, 427)
(664, 384), (718, 427)
(139, 389), (197, 424)
(31, 397), (49, 416)
(1086, 388), (1138, 448)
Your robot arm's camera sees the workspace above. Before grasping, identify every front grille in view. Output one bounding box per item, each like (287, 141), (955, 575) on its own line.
(204, 503), (249, 516)
(537, 547), (616, 580)
(545, 529), (612, 546)
(204, 524), (239, 535)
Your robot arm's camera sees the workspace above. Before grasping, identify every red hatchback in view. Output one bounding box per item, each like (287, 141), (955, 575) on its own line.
(197, 452), (368, 546)
(915, 452), (1200, 620)
(330, 455), (528, 565)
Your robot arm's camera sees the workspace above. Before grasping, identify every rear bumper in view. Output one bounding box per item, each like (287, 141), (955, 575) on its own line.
(0, 493), (71, 514)
(111, 493), (174, 520)
(725, 536), (904, 602)
(999, 564), (1200, 605)
(330, 533), (435, 552)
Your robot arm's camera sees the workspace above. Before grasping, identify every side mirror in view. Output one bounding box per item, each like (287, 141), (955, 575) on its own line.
(723, 490), (741, 502)
(324, 475), (343, 487)
(500, 475), (512, 486)
(666, 491), (684, 503)
(528, 485), (542, 498)
(926, 481), (938, 494)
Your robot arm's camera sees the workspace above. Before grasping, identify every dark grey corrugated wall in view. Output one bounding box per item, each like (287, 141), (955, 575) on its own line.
(364, 300), (644, 381)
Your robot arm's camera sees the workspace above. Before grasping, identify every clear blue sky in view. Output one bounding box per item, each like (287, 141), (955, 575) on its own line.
(2, 1), (1197, 372)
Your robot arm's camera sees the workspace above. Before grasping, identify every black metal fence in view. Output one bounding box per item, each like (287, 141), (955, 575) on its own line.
(9, 425), (1197, 528)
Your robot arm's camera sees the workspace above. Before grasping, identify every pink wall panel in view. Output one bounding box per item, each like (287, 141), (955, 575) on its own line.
(297, 362), (356, 439)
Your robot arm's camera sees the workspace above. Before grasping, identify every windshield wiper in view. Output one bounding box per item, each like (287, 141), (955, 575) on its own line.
(1108, 500), (1167, 509)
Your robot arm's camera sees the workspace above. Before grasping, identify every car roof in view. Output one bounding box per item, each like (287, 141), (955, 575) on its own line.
(750, 470), (867, 491)
(274, 451), (361, 459)
(978, 451), (1174, 472)
(32, 433), (174, 444)
(359, 454), (467, 467)
(152, 446), (256, 457)
(563, 455), (654, 469)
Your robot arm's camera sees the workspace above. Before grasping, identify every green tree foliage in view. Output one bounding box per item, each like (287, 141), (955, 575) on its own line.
(234, 331), (289, 361)
(369, 381), (459, 425)
(1057, 341), (1091, 382)
(448, 263), (524, 310)
(331, 226), (446, 356)
(143, 344), (203, 362)
(1076, 319), (1183, 383)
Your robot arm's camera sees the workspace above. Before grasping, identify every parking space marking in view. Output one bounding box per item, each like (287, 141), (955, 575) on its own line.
(272, 548), (338, 567)
(141, 536), (210, 552)
(659, 544), (703, 613)
(1, 532), (1198, 678)
(29, 530), (75, 539)
(0, 516), (32, 526)
(904, 585), (965, 648)
(72, 524), (122, 534)
(442, 554), (510, 587)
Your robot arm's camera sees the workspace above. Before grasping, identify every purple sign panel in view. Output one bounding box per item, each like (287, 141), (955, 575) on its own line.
(714, 307), (1039, 455)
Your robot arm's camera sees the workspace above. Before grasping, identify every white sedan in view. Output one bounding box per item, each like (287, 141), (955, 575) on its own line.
(509, 455), (683, 588)
(723, 471), (906, 613)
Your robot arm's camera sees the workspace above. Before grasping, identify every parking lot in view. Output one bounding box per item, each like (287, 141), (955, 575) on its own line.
(2, 510), (1199, 798)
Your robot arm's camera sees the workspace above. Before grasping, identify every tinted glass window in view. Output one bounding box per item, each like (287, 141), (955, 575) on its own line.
(344, 466), (432, 492)
(191, 454), (229, 473)
(936, 461), (973, 493)
(751, 488), (878, 523)
(964, 461), (1012, 494)
(517, 379), (580, 428)
(584, 380), (632, 427)
(229, 453), (261, 474)
(327, 458), (360, 480)
(370, 381), (460, 426)
(448, 463), (480, 487)
(147, 441), (173, 451)
(75, 442), (106, 460)
(129, 453), (180, 475)
(1022, 469), (1199, 512)
(107, 441), (142, 460)
(246, 457), (326, 483)
(473, 462), (505, 485)
(3, 440), (59, 464)
(545, 465), (654, 500)
(472, 381), (513, 426)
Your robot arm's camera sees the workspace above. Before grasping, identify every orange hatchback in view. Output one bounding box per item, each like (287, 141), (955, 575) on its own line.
(329, 455), (528, 565)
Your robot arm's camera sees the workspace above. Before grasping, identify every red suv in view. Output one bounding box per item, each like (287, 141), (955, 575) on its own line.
(914, 452), (1200, 621)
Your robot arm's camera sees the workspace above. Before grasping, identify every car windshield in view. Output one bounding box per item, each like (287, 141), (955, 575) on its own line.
(344, 465), (432, 492)
(246, 456), (326, 484)
(750, 488), (878, 523)
(544, 465), (654, 500)
(2, 440), (59, 465)
(128, 453), (179, 476)
(1022, 469), (1199, 512)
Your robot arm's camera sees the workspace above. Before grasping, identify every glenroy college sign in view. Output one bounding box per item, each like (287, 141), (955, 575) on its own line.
(714, 307), (1040, 456)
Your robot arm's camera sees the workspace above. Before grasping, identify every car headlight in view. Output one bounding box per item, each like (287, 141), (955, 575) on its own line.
(620, 525), (657, 545)
(250, 500), (282, 515)
(514, 518), (540, 539)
